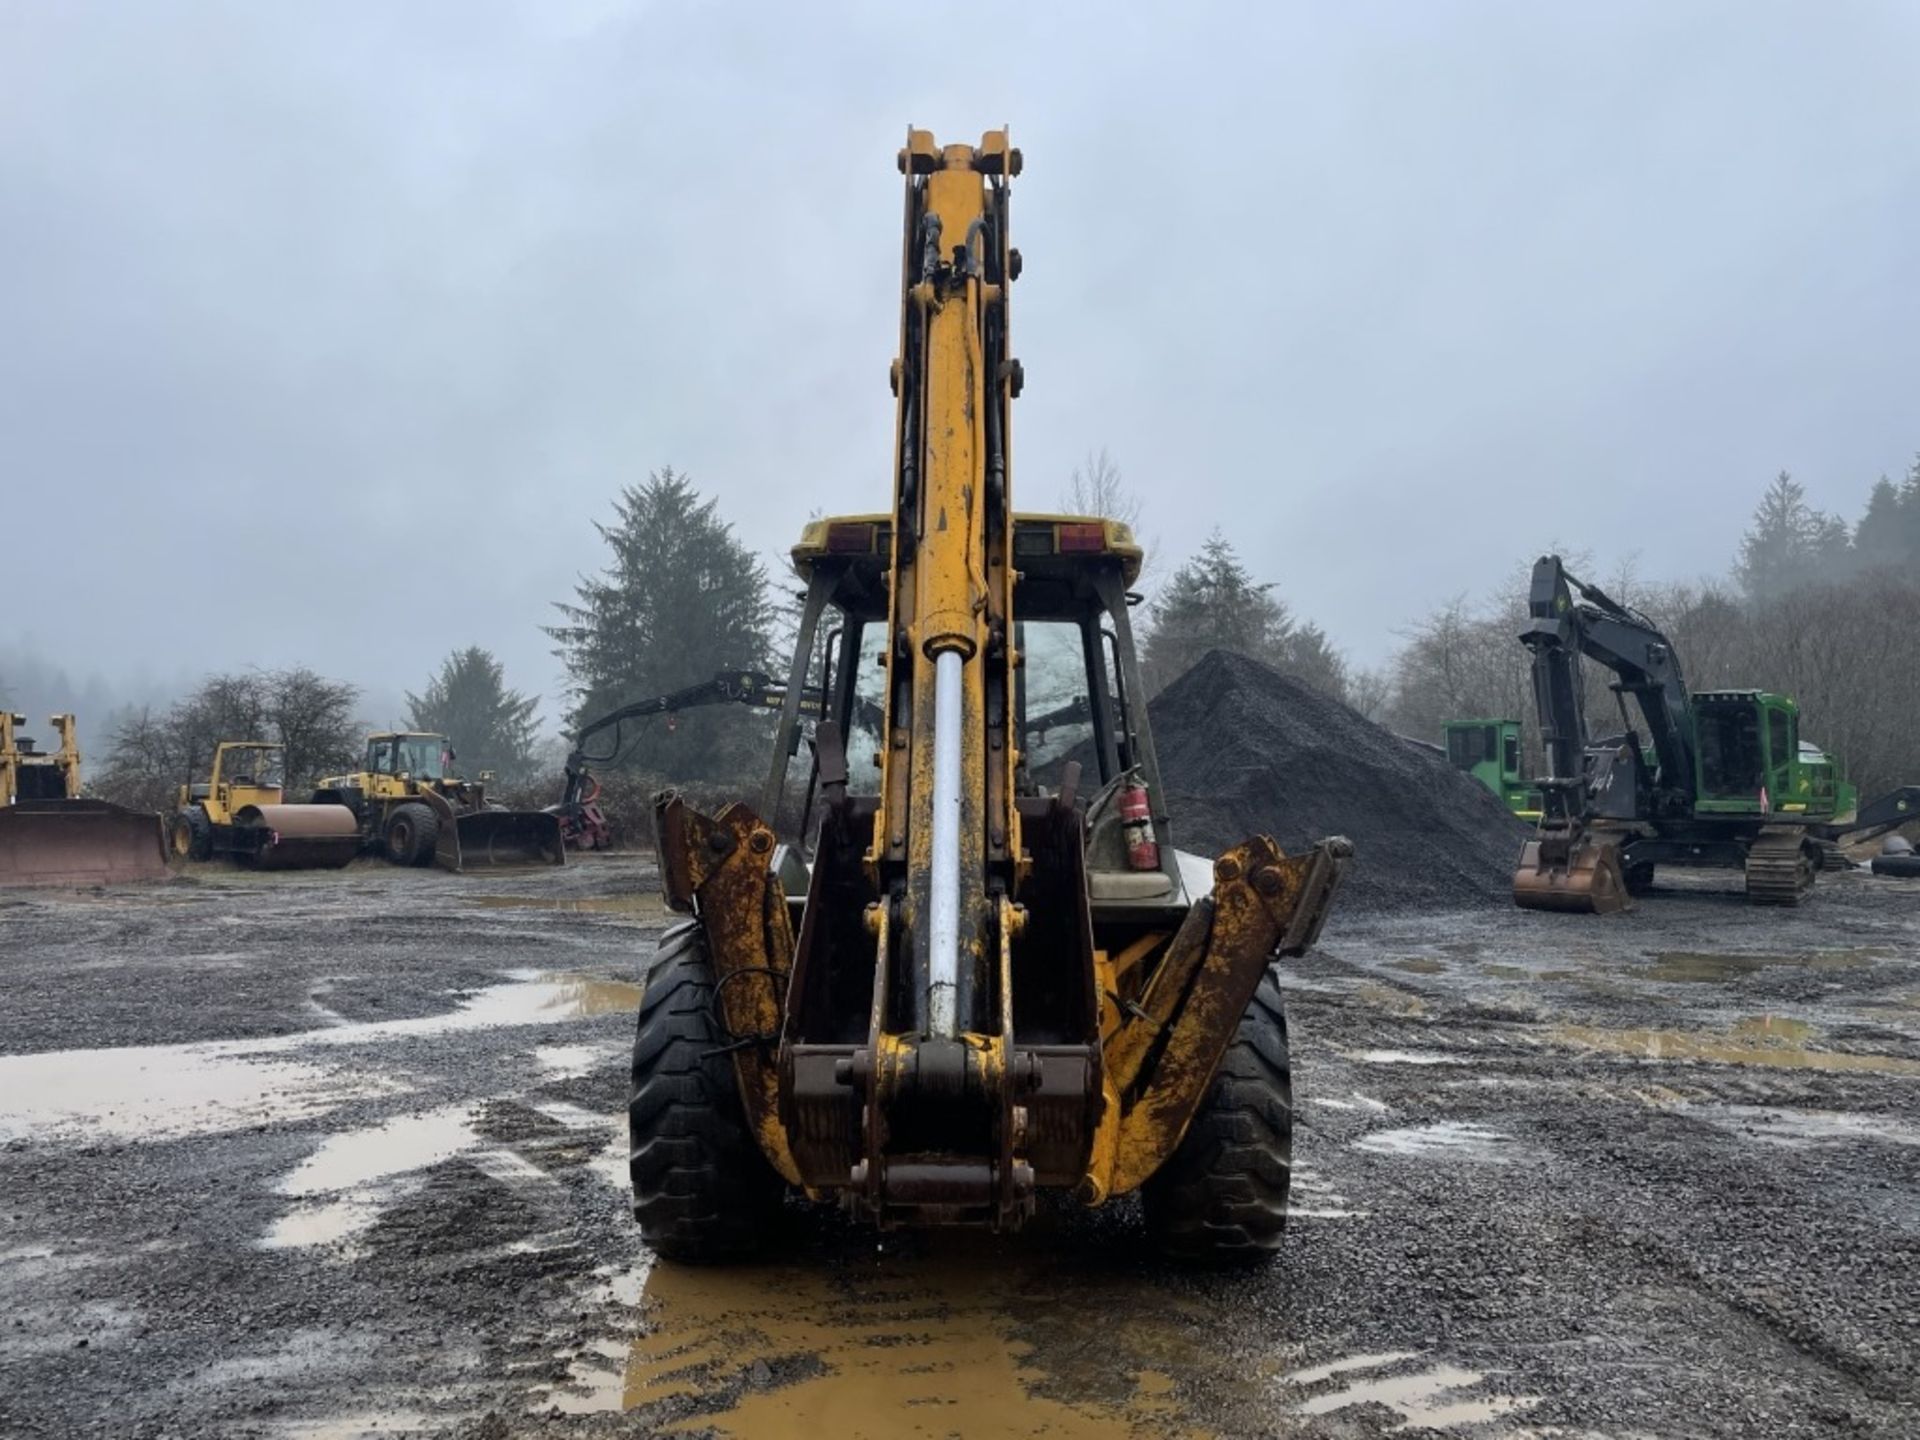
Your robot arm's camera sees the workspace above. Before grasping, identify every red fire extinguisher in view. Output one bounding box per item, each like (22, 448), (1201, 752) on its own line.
(1120, 776), (1159, 871)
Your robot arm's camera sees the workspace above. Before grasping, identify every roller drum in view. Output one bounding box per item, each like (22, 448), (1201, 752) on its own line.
(234, 803), (360, 870)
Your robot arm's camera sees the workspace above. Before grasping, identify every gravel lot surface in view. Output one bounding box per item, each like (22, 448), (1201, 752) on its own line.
(2, 855), (1917, 1437)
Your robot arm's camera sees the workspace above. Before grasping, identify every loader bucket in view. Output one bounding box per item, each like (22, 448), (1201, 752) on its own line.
(0, 799), (169, 888)
(434, 807), (567, 872)
(234, 803), (361, 870)
(1513, 829), (1628, 914)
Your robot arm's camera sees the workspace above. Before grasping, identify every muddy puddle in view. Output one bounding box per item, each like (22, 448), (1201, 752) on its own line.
(1354, 1121), (1537, 1165)
(1280, 1350), (1540, 1429)
(1677, 1103), (1920, 1148)
(0, 1049), (398, 1143)
(266, 1095), (624, 1250)
(541, 1246), (1257, 1437)
(266, 1104), (483, 1249)
(1646, 948), (1884, 982)
(1552, 1018), (1920, 1075)
(0, 971), (640, 1144)
(1352, 1048), (1463, 1066)
(471, 893), (663, 916)
(1353, 982), (1428, 1016)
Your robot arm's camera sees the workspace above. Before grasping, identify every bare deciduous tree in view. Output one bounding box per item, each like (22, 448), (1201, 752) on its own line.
(96, 669), (360, 812)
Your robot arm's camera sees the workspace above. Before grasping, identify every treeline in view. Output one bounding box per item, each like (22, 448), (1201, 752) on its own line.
(1379, 460), (1920, 799)
(97, 669), (362, 814)
(36, 449), (1920, 823)
(534, 458), (1375, 798)
(82, 651), (547, 813)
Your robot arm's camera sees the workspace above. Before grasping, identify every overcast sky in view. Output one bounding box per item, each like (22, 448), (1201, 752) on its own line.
(5, 1), (1917, 732)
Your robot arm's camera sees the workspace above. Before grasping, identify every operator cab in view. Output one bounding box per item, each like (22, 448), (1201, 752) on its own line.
(1693, 690), (1796, 812)
(366, 732), (451, 781)
(772, 512), (1197, 914)
(1443, 718), (1540, 817)
(218, 744), (285, 791)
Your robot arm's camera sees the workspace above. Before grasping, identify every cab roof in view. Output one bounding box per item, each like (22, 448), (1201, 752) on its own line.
(1693, 690), (1793, 711)
(792, 513), (1144, 588)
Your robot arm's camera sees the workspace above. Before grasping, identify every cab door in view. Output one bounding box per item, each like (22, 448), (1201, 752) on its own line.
(1763, 705), (1796, 813)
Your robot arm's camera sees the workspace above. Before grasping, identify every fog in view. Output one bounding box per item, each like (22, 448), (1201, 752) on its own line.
(5, 1), (1917, 731)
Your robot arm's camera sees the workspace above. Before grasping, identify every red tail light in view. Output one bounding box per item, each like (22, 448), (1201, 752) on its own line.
(1057, 522), (1105, 553)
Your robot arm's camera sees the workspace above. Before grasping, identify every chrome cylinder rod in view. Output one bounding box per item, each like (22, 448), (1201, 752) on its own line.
(927, 648), (964, 1037)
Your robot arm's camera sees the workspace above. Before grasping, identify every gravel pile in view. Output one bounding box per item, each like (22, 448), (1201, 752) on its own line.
(1151, 650), (1527, 916)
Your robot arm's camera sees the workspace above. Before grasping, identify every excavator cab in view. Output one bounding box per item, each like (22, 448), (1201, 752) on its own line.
(1692, 691), (1804, 816)
(1443, 719), (1540, 818)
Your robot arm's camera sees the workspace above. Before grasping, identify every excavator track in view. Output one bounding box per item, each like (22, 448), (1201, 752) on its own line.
(1745, 827), (1814, 906)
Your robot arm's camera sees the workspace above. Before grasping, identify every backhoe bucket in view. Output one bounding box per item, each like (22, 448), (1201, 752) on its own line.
(1513, 827), (1628, 914)
(234, 804), (361, 870)
(434, 807), (566, 872)
(0, 799), (169, 888)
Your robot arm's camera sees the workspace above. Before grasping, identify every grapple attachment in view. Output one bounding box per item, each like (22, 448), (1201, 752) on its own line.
(431, 800), (566, 872)
(234, 804), (361, 870)
(1513, 823), (1629, 914)
(0, 799), (169, 888)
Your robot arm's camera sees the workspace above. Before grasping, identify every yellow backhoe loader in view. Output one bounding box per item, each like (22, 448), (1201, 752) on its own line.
(311, 732), (563, 871)
(0, 713), (168, 887)
(170, 742), (360, 869)
(628, 129), (1349, 1265)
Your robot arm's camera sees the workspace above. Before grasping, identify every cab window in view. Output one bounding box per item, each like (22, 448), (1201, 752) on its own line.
(1698, 703), (1763, 797)
(1766, 708), (1791, 775)
(398, 737), (448, 779)
(1020, 620), (1096, 791)
(1447, 726), (1490, 770)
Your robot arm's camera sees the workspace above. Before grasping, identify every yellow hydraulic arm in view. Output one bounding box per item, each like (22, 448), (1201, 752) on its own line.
(874, 128), (1021, 1046)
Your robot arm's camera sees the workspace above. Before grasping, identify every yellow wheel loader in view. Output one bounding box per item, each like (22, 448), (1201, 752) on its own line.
(628, 130), (1349, 1265)
(311, 732), (564, 872)
(0, 713), (168, 887)
(170, 742), (360, 869)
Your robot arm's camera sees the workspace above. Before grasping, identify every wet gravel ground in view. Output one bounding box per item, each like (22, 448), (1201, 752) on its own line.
(2, 856), (1918, 1438)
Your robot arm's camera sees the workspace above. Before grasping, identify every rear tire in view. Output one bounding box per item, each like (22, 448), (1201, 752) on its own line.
(170, 807), (213, 862)
(1142, 967), (1292, 1266)
(629, 922), (783, 1263)
(383, 803), (439, 866)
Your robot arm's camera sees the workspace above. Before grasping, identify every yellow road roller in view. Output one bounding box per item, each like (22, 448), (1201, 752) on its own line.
(170, 742), (360, 869)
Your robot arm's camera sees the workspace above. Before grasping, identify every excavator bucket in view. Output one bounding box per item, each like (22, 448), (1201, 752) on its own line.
(0, 799), (170, 888)
(432, 804), (566, 873)
(233, 804), (362, 870)
(1513, 827), (1629, 914)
